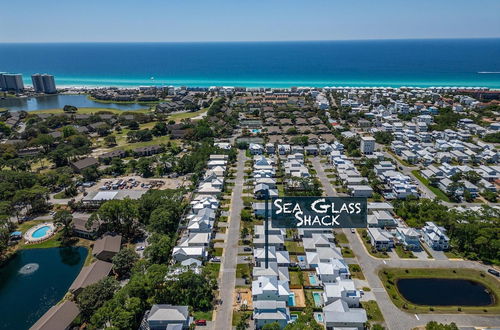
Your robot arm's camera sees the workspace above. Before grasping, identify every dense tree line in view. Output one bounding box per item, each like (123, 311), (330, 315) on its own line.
(393, 198), (500, 264)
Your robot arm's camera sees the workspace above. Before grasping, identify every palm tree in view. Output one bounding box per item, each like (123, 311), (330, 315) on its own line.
(54, 210), (73, 238)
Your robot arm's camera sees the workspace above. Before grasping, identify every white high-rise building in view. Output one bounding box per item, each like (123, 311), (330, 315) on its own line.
(32, 73), (56, 94)
(360, 136), (375, 155)
(32, 74), (45, 92)
(3, 74), (24, 92)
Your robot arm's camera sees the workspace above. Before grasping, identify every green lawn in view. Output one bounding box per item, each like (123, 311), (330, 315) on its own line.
(349, 264), (365, 280)
(341, 246), (355, 258)
(379, 268), (500, 314)
(232, 311), (251, 327)
(29, 107), (150, 115)
(289, 271), (303, 288)
(167, 108), (208, 122)
(411, 170), (451, 202)
(214, 247), (223, 256)
(285, 241), (305, 254)
(362, 300), (385, 322)
(236, 263), (252, 279)
(335, 230), (349, 244)
(394, 245), (417, 259)
(22, 232), (64, 249)
(204, 263), (221, 280)
(193, 310), (213, 321)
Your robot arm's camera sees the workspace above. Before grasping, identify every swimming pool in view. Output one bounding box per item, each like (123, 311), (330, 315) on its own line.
(24, 222), (56, 243)
(290, 314), (298, 322)
(312, 292), (322, 307)
(308, 274), (317, 285)
(32, 226), (50, 239)
(288, 293), (296, 306)
(251, 129), (261, 134)
(315, 313), (323, 322)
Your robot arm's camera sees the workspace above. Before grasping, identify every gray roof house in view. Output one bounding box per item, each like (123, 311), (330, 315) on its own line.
(140, 304), (192, 330)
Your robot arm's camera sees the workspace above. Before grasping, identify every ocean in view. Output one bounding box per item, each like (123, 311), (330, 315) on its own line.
(1, 39), (500, 88)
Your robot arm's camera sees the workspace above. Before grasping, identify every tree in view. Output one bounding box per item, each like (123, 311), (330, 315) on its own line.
(53, 210), (73, 238)
(63, 105), (78, 113)
(145, 233), (173, 264)
(426, 321), (459, 330)
(128, 121), (140, 130)
(81, 165), (100, 182)
(374, 131), (393, 145)
(152, 122), (168, 136)
(240, 227), (249, 239)
(155, 269), (216, 311)
(62, 125), (78, 138)
(112, 247), (139, 279)
(104, 135), (117, 147)
(262, 323), (281, 330)
(77, 277), (119, 321)
(136, 158), (154, 177)
(89, 198), (140, 239)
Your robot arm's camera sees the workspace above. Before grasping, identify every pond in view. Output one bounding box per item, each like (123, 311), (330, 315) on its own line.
(397, 278), (493, 306)
(0, 94), (147, 111)
(0, 247), (88, 330)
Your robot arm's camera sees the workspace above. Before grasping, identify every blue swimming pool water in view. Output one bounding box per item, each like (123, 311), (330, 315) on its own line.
(31, 226), (50, 239)
(288, 293), (296, 306)
(251, 129), (261, 133)
(309, 275), (317, 285)
(312, 292), (322, 307)
(315, 313), (323, 322)
(290, 314), (298, 322)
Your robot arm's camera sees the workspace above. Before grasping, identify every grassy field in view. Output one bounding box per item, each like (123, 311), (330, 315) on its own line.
(362, 300), (385, 322)
(341, 246), (355, 258)
(349, 264), (366, 280)
(232, 311), (251, 326)
(193, 310), (213, 321)
(87, 95), (160, 105)
(411, 170), (451, 202)
(394, 245), (417, 259)
(214, 247), (223, 257)
(29, 107), (151, 115)
(335, 230), (349, 244)
(289, 270), (303, 288)
(204, 262), (221, 280)
(236, 263), (252, 279)
(285, 240), (305, 254)
(167, 108), (208, 122)
(379, 268), (500, 314)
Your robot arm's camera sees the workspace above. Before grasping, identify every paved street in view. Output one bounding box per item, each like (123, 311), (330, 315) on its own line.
(313, 158), (500, 329)
(213, 150), (246, 329)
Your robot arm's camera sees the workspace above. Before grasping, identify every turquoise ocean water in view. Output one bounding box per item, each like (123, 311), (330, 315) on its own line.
(0, 39), (499, 88)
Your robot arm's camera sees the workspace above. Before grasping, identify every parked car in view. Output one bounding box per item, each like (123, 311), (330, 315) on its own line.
(210, 257), (221, 262)
(195, 319), (207, 326)
(488, 269), (500, 277)
(350, 228), (355, 233)
(243, 247), (252, 252)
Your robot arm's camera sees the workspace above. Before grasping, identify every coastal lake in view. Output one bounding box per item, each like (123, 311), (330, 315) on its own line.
(0, 247), (87, 330)
(0, 94), (147, 112)
(397, 278), (493, 306)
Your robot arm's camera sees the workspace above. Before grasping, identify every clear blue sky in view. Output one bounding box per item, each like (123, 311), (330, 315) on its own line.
(2, 0), (500, 42)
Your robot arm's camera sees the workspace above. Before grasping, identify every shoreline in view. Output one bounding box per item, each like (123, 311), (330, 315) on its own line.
(25, 82), (500, 90)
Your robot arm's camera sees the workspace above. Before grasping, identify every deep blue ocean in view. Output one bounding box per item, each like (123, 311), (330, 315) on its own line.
(1, 39), (500, 88)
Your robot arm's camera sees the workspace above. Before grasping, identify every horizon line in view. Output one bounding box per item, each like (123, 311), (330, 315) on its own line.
(1, 37), (500, 44)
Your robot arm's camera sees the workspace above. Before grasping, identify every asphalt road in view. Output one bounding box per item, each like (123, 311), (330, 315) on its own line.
(213, 150), (246, 329)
